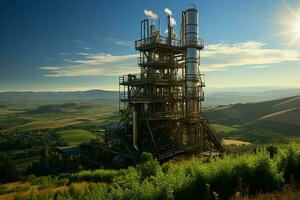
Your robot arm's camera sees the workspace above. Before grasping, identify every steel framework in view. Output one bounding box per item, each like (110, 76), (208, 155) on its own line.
(105, 6), (224, 162)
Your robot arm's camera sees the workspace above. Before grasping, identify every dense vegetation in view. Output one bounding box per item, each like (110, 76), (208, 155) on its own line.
(1, 93), (300, 199)
(218, 129), (290, 144)
(1, 145), (300, 200)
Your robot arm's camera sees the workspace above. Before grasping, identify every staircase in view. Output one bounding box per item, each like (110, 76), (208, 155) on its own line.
(201, 119), (226, 153)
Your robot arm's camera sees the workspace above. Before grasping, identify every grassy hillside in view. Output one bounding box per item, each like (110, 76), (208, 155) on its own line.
(1, 88), (300, 108)
(0, 90), (119, 108)
(204, 88), (300, 106)
(57, 129), (96, 146)
(205, 95), (300, 136)
(211, 123), (238, 133)
(1, 146), (300, 200)
(0, 102), (118, 132)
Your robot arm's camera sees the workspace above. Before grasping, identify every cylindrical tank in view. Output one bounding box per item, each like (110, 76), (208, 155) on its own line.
(183, 8), (201, 118)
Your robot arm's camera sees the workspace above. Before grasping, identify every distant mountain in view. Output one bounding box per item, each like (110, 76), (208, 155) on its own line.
(0, 90), (119, 106)
(1, 88), (300, 107)
(204, 88), (300, 106)
(26, 102), (98, 114)
(205, 95), (300, 136)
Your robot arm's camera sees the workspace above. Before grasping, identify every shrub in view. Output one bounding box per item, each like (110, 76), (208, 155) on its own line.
(252, 153), (284, 192)
(139, 152), (154, 164)
(0, 185), (8, 195)
(136, 157), (161, 179)
(266, 145), (278, 159)
(70, 169), (120, 183)
(279, 146), (300, 183)
(18, 146), (300, 200)
(0, 156), (20, 182)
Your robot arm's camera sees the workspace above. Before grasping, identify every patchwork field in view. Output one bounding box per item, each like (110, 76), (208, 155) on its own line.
(57, 129), (97, 146)
(212, 123), (238, 133)
(206, 95), (300, 136)
(0, 102), (119, 133)
(223, 139), (251, 146)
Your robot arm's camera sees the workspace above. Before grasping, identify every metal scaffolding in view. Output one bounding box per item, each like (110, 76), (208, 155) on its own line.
(105, 6), (224, 163)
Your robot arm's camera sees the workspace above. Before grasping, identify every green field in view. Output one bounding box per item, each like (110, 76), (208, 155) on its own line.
(0, 102), (119, 133)
(57, 129), (97, 146)
(212, 123), (238, 133)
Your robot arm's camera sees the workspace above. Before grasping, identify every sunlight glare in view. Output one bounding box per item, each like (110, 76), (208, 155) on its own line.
(294, 18), (300, 36)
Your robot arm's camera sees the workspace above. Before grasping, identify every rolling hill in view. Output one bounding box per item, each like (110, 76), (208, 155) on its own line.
(0, 90), (119, 107)
(1, 88), (300, 107)
(205, 95), (300, 136)
(0, 102), (119, 132)
(204, 88), (300, 106)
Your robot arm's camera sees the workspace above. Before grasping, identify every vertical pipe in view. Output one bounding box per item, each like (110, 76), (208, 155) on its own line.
(133, 107), (138, 150)
(147, 19), (149, 38)
(141, 20), (142, 40)
(167, 15), (171, 45)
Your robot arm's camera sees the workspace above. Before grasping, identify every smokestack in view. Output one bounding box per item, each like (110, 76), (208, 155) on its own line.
(183, 7), (201, 118)
(167, 15), (172, 39)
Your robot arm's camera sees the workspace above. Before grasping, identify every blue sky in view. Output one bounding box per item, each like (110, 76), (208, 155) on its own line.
(1, 0), (300, 91)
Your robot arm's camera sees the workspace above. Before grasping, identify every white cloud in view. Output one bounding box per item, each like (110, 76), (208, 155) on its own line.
(76, 52), (91, 56)
(42, 41), (300, 77)
(144, 10), (158, 20)
(201, 41), (300, 71)
(41, 53), (138, 77)
(170, 17), (176, 26)
(164, 8), (172, 15)
(40, 66), (61, 70)
(249, 65), (270, 69)
(109, 38), (132, 47)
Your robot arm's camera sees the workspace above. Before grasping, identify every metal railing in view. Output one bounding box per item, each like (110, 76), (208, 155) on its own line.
(135, 35), (181, 49)
(138, 57), (177, 66)
(185, 88), (205, 101)
(120, 73), (184, 84)
(120, 91), (184, 101)
(185, 73), (205, 87)
(182, 38), (204, 48)
(143, 111), (184, 119)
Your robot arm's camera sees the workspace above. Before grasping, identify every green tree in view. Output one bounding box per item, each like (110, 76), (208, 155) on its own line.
(0, 156), (20, 182)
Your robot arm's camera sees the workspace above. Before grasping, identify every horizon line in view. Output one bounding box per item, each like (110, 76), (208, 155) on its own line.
(1, 86), (300, 93)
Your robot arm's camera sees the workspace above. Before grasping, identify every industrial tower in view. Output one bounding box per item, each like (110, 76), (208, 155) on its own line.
(105, 6), (224, 162)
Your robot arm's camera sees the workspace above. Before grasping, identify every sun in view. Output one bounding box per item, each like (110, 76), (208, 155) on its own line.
(275, 2), (300, 48)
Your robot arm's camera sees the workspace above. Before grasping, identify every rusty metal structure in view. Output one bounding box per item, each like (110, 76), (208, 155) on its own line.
(105, 6), (224, 162)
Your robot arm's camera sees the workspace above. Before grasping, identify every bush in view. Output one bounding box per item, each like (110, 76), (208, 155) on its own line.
(252, 153), (284, 192)
(139, 152), (154, 164)
(279, 146), (300, 183)
(70, 169), (120, 183)
(0, 185), (8, 195)
(0, 156), (20, 182)
(17, 146), (300, 200)
(266, 145), (278, 159)
(136, 154), (161, 179)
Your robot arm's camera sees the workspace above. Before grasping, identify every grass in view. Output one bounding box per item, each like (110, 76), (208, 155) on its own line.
(0, 102), (118, 132)
(205, 96), (300, 136)
(223, 139), (250, 146)
(3, 146), (300, 200)
(57, 129), (96, 146)
(212, 123), (238, 133)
